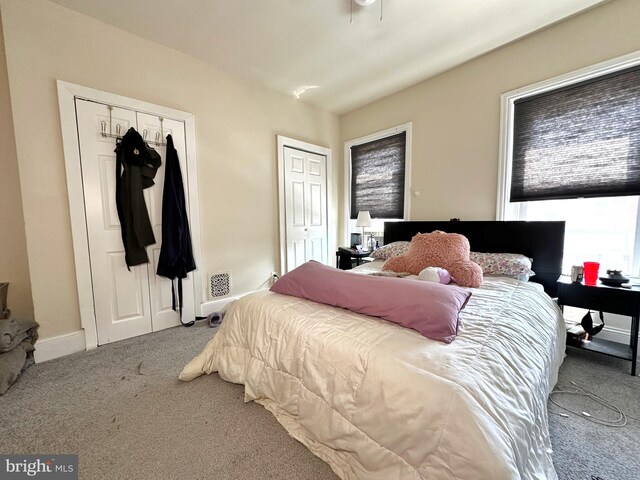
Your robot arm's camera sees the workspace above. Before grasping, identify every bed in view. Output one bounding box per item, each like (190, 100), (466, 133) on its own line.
(180, 220), (567, 480)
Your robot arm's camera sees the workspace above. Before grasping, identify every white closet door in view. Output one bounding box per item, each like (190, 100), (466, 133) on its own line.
(283, 147), (328, 271)
(76, 100), (152, 344)
(136, 113), (195, 331)
(304, 151), (328, 264)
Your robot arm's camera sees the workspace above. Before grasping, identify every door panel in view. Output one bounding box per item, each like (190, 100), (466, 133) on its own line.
(152, 248), (176, 311)
(109, 252), (147, 321)
(303, 151), (328, 266)
(309, 183), (322, 226)
(309, 238), (324, 263)
(293, 240), (306, 269)
(99, 155), (120, 230)
(309, 159), (321, 176)
(292, 181), (306, 226)
(291, 154), (304, 173)
(283, 147), (328, 272)
(76, 100), (152, 344)
(136, 112), (195, 332)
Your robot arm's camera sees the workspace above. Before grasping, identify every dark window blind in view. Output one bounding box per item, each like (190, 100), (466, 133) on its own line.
(511, 64), (640, 202)
(350, 132), (406, 219)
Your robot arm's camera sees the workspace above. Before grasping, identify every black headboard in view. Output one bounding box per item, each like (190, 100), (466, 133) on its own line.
(384, 221), (565, 297)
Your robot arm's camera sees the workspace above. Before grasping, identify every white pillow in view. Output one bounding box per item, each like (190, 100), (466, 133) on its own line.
(370, 241), (410, 260)
(470, 252), (535, 279)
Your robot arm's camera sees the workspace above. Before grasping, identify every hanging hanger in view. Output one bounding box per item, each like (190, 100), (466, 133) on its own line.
(350, 0), (383, 23)
(100, 105), (124, 141)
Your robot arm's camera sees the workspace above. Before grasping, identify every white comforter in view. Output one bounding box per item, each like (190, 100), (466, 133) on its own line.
(180, 276), (565, 480)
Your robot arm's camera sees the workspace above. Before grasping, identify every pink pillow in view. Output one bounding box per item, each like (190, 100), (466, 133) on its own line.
(270, 261), (471, 343)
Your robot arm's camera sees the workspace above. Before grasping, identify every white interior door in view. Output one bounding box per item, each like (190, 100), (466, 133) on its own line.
(284, 147), (328, 272)
(76, 100), (152, 344)
(76, 100), (194, 345)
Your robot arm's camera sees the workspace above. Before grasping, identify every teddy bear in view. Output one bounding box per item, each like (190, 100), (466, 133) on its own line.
(382, 230), (483, 288)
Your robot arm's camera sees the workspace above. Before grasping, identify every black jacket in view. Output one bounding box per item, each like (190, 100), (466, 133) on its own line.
(156, 134), (196, 282)
(115, 128), (161, 267)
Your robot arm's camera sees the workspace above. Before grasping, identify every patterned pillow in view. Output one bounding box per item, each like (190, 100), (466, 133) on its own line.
(470, 252), (535, 278)
(370, 241), (411, 260)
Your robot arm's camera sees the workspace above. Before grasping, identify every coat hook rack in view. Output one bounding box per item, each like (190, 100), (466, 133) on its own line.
(98, 104), (166, 146)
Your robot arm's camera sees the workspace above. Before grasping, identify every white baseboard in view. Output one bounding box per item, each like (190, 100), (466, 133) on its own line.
(33, 291), (263, 362)
(34, 330), (86, 363)
(200, 289), (262, 317)
(597, 324), (640, 345)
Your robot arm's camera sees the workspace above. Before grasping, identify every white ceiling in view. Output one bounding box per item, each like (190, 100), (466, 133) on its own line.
(50, 0), (607, 114)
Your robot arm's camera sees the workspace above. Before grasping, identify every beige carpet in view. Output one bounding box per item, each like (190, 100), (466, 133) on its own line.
(0, 322), (336, 480)
(1, 321), (638, 480)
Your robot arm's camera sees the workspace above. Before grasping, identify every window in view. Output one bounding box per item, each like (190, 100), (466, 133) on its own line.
(350, 132), (407, 219)
(498, 54), (640, 276)
(344, 124), (412, 245)
(517, 196), (638, 275)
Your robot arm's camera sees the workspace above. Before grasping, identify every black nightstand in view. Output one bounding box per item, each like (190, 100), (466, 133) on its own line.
(557, 275), (639, 376)
(336, 247), (372, 270)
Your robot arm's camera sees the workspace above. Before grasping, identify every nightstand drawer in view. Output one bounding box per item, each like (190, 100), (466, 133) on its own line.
(558, 284), (640, 316)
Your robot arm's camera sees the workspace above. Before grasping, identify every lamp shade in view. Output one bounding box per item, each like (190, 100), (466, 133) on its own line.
(355, 210), (373, 228)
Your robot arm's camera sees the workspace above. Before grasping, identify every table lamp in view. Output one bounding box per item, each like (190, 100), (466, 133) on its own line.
(355, 211), (373, 250)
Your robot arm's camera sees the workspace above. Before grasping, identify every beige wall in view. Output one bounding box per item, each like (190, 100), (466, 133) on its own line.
(0, 0), (339, 339)
(4, 0), (640, 341)
(340, 0), (640, 225)
(0, 11), (34, 320)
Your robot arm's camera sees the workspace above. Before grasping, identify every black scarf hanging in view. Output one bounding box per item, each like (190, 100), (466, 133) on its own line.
(115, 128), (161, 268)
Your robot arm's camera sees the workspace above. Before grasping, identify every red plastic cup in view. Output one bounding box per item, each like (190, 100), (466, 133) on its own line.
(583, 261), (600, 286)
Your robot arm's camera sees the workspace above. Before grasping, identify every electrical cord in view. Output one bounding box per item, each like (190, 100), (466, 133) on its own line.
(549, 381), (640, 427)
(549, 382), (640, 480)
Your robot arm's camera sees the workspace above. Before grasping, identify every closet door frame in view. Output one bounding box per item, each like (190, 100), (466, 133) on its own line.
(57, 80), (203, 350)
(277, 135), (333, 275)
